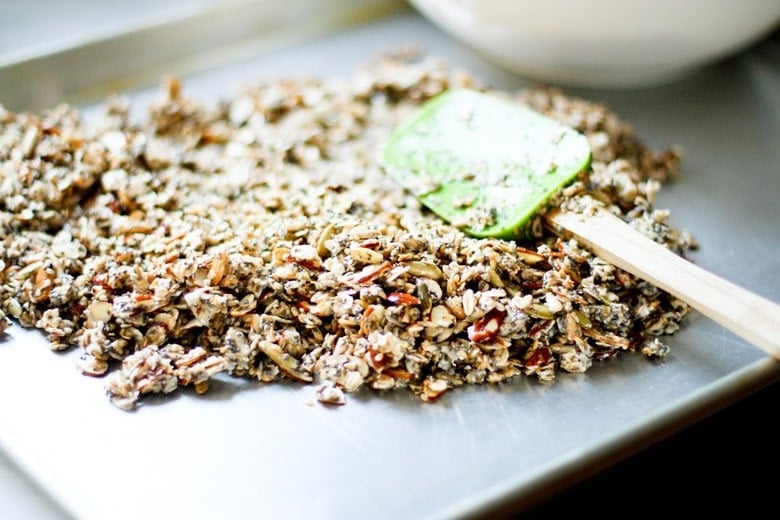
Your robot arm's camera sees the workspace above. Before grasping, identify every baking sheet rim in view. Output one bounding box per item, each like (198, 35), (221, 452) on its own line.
(437, 355), (780, 518)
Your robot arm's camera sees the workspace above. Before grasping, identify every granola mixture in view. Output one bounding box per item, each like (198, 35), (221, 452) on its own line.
(0, 53), (693, 410)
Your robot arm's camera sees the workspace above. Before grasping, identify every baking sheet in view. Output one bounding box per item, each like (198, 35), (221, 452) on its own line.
(1, 4), (779, 519)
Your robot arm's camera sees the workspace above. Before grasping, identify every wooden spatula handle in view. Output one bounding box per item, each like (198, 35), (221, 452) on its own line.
(547, 207), (780, 360)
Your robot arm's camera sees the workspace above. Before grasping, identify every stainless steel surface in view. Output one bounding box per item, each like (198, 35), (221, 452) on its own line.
(1, 4), (779, 519)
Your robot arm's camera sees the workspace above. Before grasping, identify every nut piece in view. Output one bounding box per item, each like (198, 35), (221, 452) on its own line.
(421, 377), (449, 401)
(86, 301), (112, 324)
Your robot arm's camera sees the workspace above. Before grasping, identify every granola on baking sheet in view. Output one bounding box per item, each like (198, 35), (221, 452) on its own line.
(0, 52), (694, 409)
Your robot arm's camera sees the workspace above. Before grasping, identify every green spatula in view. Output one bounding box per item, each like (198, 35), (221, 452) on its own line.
(382, 88), (780, 359)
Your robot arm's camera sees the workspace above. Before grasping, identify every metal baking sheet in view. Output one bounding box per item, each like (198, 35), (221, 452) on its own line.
(1, 3), (779, 519)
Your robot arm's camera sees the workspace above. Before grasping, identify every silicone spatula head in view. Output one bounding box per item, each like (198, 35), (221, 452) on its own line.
(382, 89), (592, 239)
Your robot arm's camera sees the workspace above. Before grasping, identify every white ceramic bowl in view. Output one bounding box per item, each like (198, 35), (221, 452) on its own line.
(410, 0), (780, 89)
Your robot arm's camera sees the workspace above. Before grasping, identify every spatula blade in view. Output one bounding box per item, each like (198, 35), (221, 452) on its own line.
(382, 89), (592, 239)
